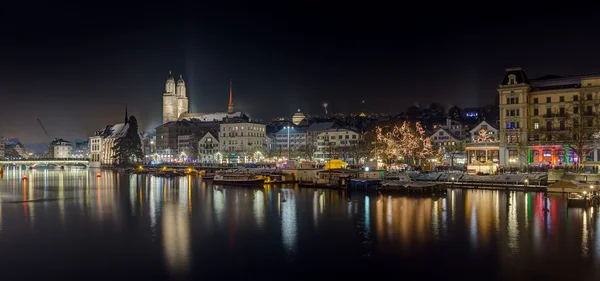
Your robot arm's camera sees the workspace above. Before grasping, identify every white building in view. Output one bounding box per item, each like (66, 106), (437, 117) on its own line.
(274, 127), (307, 158)
(315, 128), (361, 162)
(162, 71), (188, 124)
(89, 123), (131, 167)
(466, 121), (500, 173)
(433, 118), (470, 140)
(49, 138), (72, 158)
(197, 132), (219, 164)
(430, 128), (462, 148)
(219, 121), (267, 163)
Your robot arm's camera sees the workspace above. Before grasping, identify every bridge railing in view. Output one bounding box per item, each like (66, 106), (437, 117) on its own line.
(0, 158), (90, 162)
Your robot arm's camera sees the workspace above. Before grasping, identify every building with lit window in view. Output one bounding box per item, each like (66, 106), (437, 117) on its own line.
(49, 138), (72, 159)
(274, 126), (307, 159)
(314, 128), (361, 163)
(198, 132), (219, 164)
(466, 121), (500, 173)
(498, 67), (600, 166)
(219, 121), (267, 163)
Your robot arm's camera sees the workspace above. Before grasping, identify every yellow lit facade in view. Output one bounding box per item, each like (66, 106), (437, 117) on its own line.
(498, 67), (600, 166)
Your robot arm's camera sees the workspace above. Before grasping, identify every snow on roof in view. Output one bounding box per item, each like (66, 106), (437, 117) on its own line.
(179, 112), (244, 122)
(109, 123), (129, 138)
(95, 123), (129, 139)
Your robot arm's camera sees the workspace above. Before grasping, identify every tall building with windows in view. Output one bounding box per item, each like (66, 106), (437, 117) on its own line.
(219, 121), (267, 163)
(498, 67), (600, 166)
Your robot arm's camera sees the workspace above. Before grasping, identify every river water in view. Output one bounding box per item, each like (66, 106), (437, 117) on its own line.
(0, 168), (598, 280)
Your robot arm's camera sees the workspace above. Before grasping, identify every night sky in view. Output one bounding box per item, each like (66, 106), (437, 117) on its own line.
(2, 2), (600, 144)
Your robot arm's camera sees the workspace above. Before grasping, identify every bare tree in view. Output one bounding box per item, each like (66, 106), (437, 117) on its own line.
(349, 139), (372, 165)
(445, 141), (465, 168)
(297, 143), (317, 161)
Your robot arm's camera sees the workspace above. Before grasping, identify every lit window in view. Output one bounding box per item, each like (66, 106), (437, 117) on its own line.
(534, 122), (539, 130)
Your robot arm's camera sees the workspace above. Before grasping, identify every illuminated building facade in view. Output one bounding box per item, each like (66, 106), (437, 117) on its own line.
(465, 121), (500, 173)
(162, 71), (188, 124)
(498, 67), (600, 166)
(218, 121), (267, 163)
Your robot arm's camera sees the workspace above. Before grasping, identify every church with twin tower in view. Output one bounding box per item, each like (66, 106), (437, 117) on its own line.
(162, 71), (189, 124)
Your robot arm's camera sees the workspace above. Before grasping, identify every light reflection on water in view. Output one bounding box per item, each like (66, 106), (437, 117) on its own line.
(0, 169), (599, 280)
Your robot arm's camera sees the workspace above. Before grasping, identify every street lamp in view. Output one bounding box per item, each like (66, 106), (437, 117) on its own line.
(285, 126), (291, 159)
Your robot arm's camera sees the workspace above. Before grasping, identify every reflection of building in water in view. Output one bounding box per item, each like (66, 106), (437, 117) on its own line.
(213, 188), (225, 226)
(162, 202), (191, 276)
(281, 189), (297, 256)
(373, 196), (433, 253)
(253, 190), (265, 229)
(59, 172), (65, 223)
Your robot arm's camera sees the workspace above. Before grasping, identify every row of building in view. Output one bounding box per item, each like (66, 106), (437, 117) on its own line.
(85, 68), (600, 170)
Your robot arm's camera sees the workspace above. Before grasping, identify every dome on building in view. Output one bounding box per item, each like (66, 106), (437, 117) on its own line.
(177, 74), (185, 85)
(166, 70), (175, 82)
(292, 109), (306, 125)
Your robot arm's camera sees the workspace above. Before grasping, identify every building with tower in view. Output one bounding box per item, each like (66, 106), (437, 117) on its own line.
(498, 67), (600, 166)
(162, 71), (189, 123)
(177, 79), (247, 122)
(89, 106), (141, 167)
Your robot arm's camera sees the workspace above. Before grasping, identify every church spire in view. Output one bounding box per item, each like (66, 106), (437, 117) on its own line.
(227, 79), (234, 114)
(124, 103), (128, 124)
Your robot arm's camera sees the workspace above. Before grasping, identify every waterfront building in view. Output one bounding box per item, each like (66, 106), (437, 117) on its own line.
(177, 135), (192, 162)
(162, 71), (188, 124)
(141, 132), (156, 161)
(432, 118), (470, 140)
(314, 128), (361, 162)
(49, 138), (72, 158)
(155, 120), (219, 163)
(89, 109), (141, 167)
(197, 132), (219, 164)
(305, 122), (337, 147)
(89, 123), (129, 167)
(498, 67), (600, 166)
(218, 120), (267, 163)
(466, 121), (500, 162)
(429, 127), (466, 166)
(274, 126), (307, 158)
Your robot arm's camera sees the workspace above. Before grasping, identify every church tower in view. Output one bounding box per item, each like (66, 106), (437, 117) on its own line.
(227, 79), (234, 114)
(162, 71), (178, 124)
(176, 74), (188, 119)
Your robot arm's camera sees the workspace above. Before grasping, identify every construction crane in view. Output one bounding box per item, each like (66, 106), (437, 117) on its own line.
(37, 118), (52, 140)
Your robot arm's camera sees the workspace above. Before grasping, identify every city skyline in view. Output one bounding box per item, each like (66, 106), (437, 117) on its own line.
(3, 2), (600, 143)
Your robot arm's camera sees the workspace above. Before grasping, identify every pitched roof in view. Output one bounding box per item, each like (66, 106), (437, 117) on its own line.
(469, 121), (498, 133)
(306, 122), (336, 132)
(94, 123), (129, 138)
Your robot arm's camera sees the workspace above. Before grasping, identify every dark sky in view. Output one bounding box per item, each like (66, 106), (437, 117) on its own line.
(2, 1), (600, 143)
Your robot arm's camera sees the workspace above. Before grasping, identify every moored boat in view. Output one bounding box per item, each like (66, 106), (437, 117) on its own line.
(212, 173), (265, 186)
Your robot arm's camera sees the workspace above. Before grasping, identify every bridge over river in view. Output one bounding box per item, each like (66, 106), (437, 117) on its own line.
(0, 159), (89, 167)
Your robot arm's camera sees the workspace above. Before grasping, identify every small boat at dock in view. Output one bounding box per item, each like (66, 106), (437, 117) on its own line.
(212, 173), (265, 186)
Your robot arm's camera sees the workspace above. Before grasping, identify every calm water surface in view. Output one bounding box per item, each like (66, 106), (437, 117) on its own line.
(0, 168), (599, 280)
